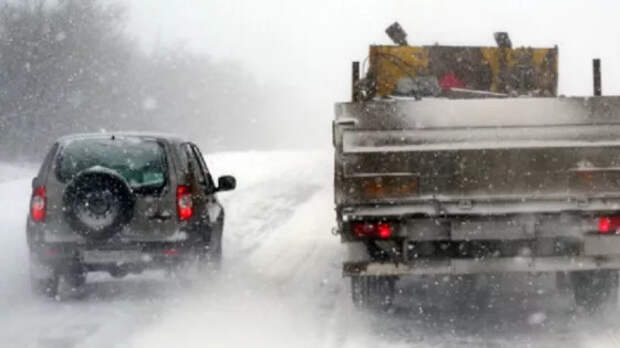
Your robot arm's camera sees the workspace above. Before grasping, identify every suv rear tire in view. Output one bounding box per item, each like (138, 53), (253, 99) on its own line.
(197, 240), (222, 271)
(30, 272), (59, 298)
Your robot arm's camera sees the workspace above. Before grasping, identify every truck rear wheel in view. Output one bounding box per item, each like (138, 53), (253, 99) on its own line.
(570, 270), (618, 311)
(351, 276), (396, 311)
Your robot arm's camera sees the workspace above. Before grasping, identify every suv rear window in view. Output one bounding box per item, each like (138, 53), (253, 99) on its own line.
(56, 138), (168, 190)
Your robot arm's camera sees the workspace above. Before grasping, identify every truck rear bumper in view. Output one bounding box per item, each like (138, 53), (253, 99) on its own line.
(344, 255), (620, 277)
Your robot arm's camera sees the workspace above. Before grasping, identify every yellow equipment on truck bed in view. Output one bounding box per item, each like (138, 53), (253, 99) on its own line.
(357, 26), (558, 99)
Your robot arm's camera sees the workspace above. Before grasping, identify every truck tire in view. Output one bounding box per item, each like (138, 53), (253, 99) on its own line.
(570, 270), (619, 311)
(351, 276), (396, 311)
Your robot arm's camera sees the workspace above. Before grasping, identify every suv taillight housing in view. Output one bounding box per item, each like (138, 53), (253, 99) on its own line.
(351, 221), (393, 239)
(31, 186), (46, 222)
(176, 185), (193, 221)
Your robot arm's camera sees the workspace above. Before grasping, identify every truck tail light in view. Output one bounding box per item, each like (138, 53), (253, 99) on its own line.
(599, 216), (620, 234)
(351, 221), (393, 239)
(163, 248), (178, 256)
(176, 185), (193, 221)
(31, 186), (46, 222)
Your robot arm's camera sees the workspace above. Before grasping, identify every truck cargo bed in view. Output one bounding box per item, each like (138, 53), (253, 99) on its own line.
(334, 97), (620, 212)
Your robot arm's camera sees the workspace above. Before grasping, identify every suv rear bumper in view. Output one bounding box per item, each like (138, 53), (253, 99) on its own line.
(29, 241), (207, 272)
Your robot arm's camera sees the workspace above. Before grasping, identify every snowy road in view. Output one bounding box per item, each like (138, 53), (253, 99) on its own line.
(1, 150), (620, 347)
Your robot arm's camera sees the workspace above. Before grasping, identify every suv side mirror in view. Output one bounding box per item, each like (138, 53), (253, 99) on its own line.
(217, 175), (236, 192)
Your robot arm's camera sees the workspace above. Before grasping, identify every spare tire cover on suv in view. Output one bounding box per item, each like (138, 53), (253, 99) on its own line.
(63, 167), (135, 241)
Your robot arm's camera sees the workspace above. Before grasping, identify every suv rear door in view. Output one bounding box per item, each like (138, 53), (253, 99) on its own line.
(43, 137), (180, 242)
(122, 140), (180, 241)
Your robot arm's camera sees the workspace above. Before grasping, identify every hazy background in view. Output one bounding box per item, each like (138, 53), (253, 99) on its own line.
(3, 0), (620, 160)
(127, 0), (620, 100)
(127, 0), (620, 96)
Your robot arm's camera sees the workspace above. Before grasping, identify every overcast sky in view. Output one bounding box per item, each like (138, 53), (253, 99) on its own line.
(124, 0), (620, 147)
(127, 0), (620, 94)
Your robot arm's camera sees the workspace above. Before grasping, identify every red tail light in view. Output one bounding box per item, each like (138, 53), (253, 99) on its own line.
(31, 186), (46, 222)
(163, 248), (178, 256)
(176, 185), (193, 221)
(599, 216), (620, 234)
(351, 221), (393, 239)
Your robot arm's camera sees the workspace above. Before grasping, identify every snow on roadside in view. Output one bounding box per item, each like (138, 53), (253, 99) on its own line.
(206, 150), (332, 255)
(205, 150), (330, 188)
(0, 177), (33, 306)
(0, 162), (37, 182)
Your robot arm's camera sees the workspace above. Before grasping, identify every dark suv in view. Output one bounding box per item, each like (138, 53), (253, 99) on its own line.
(26, 133), (236, 296)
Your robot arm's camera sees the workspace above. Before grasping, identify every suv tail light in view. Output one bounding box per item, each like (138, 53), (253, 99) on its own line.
(31, 186), (46, 222)
(351, 221), (392, 239)
(599, 216), (620, 234)
(176, 185), (193, 220)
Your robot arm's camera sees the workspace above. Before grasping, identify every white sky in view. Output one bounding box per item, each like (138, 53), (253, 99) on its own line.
(124, 0), (620, 147)
(127, 0), (620, 97)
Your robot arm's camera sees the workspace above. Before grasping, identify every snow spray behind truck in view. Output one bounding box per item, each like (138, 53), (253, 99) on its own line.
(333, 23), (620, 311)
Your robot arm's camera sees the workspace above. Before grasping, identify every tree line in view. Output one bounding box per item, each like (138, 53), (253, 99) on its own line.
(0, 0), (265, 160)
